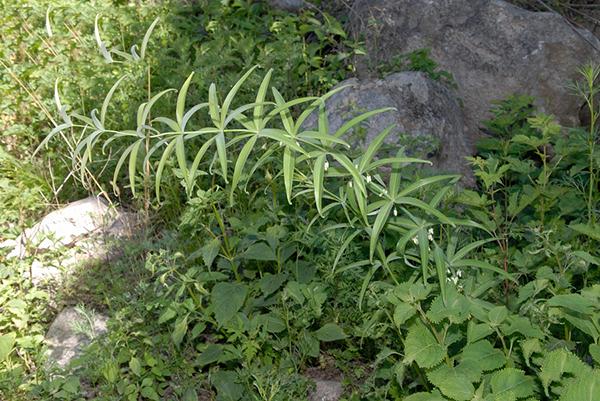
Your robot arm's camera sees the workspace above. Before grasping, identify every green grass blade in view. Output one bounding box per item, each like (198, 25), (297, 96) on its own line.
(359, 125), (394, 171)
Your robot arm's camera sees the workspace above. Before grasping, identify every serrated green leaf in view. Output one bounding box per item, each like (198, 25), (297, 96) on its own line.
(404, 322), (446, 369)
(540, 349), (591, 396)
(490, 368), (535, 399)
(393, 303), (416, 327)
(461, 340), (505, 372)
(427, 365), (474, 401)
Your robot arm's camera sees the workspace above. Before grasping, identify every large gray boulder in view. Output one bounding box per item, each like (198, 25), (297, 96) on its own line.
(350, 0), (600, 138)
(306, 72), (472, 179)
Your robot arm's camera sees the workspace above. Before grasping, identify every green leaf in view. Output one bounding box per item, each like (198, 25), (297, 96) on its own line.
(182, 388), (199, 401)
(393, 303), (416, 327)
(540, 349), (590, 396)
(211, 283), (248, 326)
(427, 365), (474, 401)
(490, 368), (535, 399)
(176, 72), (195, 127)
(230, 135), (258, 204)
(590, 344), (600, 366)
(370, 201), (394, 261)
(197, 344), (223, 367)
(201, 238), (221, 268)
(314, 323), (347, 342)
(140, 17), (160, 60)
(212, 370), (243, 401)
(172, 315), (188, 345)
(467, 322), (493, 344)
(283, 146), (295, 204)
(403, 390), (447, 401)
(0, 333), (16, 360)
(129, 356), (142, 376)
(242, 242), (276, 261)
(488, 306), (509, 326)
(461, 340), (505, 372)
(548, 294), (596, 315)
(559, 370), (600, 401)
(140, 386), (160, 401)
(570, 223), (600, 241)
(404, 322), (446, 369)
(158, 306), (177, 324)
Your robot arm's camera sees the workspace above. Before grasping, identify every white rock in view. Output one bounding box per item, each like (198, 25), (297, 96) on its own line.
(45, 306), (108, 368)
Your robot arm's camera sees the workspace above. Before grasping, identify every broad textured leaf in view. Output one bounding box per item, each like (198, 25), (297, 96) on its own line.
(404, 322), (446, 368)
(393, 303), (416, 327)
(403, 390), (447, 401)
(559, 370), (600, 401)
(314, 323), (347, 342)
(211, 283), (248, 326)
(548, 294), (595, 315)
(197, 344), (223, 367)
(461, 340), (505, 372)
(0, 333), (16, 360)
(427, 365), (474, 401)
(540, 349), (590, 395)
(172, 315), (188, 345)
(490, 368), (535, 399)
(242, 243), (276, 261)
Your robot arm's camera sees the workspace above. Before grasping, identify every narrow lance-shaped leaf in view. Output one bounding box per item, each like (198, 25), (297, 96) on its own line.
(283, 146), (295, 204)
(140, 17), (160, 60)
(101, 75), (127, 128)
(370, 201), (394, 261)
(254, 69), (273, 128)
(94, 15), (113, 62)
(221, 66), (258, 127)
(176, 72), (195, 128)
(230, 135), (258, 204)
(128, 140), (143, 197)
(313, 154), (326, 215)
(334, 107), (394, 138)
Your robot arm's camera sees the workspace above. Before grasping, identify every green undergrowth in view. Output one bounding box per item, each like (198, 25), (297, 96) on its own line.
(2, 1), (600, 401)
